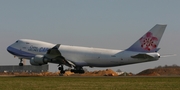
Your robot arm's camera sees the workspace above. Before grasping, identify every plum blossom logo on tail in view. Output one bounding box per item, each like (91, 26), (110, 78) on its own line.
(140, 32), (158, 51)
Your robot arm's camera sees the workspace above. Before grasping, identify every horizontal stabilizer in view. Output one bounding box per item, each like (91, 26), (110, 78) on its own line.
(131, 54), (154, 59)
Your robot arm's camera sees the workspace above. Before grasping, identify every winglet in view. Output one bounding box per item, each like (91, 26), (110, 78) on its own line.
(126, 24), (167, 52)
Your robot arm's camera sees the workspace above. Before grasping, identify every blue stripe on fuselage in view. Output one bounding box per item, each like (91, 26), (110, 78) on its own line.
(7, 46), (35, 59)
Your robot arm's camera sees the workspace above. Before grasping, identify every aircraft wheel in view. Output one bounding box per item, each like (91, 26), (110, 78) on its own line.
(60, 70), (65, 74)
(70, 69), (75, 72)
(19, 63), (23, 66)
(79, 70), (85, 74)
(58, 65), (65, 74)
(72, 70), (85, 74)
(58, 67), (62, 70)
(73, 66), (85, 74)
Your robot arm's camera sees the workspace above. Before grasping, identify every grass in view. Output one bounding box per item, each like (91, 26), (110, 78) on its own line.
(0, 76), (180, 90)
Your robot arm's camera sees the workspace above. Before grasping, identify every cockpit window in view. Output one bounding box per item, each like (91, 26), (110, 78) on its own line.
(15, 41), (18, 43)
(26, 42), (29, 44)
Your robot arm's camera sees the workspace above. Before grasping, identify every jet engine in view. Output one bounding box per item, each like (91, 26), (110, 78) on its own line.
(30, 55), (49, 66)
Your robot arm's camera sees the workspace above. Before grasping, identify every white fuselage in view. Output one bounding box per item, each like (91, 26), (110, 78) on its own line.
(7, 39), (160, 67)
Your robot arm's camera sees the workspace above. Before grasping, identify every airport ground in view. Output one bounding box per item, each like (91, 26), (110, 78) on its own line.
(0, 76), (180, 90)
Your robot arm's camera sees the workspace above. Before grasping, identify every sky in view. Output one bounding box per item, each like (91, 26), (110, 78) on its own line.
(0, 0), (180, 74)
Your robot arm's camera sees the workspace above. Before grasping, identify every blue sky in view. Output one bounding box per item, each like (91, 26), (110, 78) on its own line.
(0, 0), (180, 73)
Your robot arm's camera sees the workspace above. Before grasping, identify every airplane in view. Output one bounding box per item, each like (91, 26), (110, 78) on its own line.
(7, 24), (167, 74)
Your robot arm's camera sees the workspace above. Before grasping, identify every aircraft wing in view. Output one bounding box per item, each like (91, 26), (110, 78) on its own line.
(45, 44), (75, 67)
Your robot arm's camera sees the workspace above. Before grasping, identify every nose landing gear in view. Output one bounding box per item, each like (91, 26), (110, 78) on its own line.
(19, 59), (23, 66)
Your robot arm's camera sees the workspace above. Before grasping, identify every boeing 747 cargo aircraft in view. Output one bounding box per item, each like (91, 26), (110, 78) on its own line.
(7, 24), (167, 74)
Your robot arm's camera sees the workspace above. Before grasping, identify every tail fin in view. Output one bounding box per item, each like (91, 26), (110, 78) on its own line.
(126, 24), (167, 52)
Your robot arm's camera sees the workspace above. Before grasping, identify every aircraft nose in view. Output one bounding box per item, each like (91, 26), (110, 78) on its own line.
(7, 46), (11, 52)
(7, 46), (13, 54)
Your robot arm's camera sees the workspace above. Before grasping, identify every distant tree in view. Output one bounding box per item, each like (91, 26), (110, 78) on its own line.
(172, 64), (178, 67)
(154, 64), (180, 69)
(164, 65), (168, 68)
(155, 65), (162, 69)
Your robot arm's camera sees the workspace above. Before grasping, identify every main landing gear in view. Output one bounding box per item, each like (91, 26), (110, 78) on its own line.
(58, 65), (65, 74)
(71, 66), (85, 74)
(58, 65), (85, 74)
(19, 59), (23, 66)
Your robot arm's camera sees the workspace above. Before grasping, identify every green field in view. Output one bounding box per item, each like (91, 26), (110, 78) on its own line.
(0, 76), (180, 90)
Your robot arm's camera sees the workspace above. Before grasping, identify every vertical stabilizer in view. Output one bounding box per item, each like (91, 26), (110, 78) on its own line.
(126, 24), (167, 52)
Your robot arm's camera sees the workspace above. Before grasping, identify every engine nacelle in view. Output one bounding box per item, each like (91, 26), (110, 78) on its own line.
(30, 55), (48, 66)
